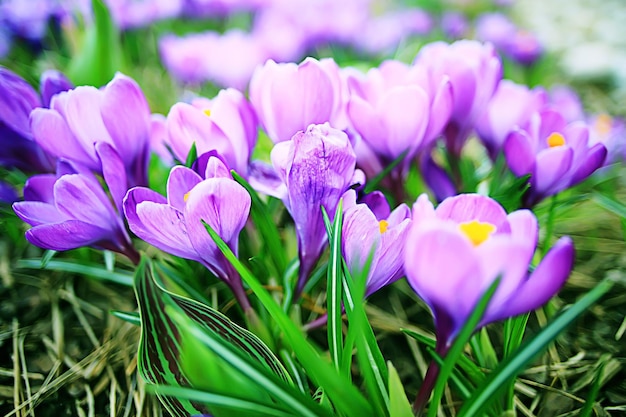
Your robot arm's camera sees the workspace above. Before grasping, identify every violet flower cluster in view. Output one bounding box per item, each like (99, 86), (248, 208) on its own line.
(159, 0), (433, 89)
(3, 36), (614, 344)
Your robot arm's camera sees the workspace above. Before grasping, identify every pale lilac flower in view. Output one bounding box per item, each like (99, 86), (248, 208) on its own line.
(30, 73), (151, 187)
(124, 157), (252, 308)
(165, 88), (257, 175)
(353, 9), (433, 55)
(270, 123), (361, 294)
(476, 79), (547, 158)
(249, 57), (343, 143)
(13, 147), (138, 262)
(405, 193), (574, 348)
(0, 67), (69, 172)
(342, 192), (411, 296)
(549, 85), (585, 123)
(159, 29), (270, 90)
(105, 0), (183, 29)
(441, 12), (468, 39)
(346, 60), (452, 178)
(414, 40), (502, 155)
(475, 13), (542, 66)
(504, 110), (607, 206)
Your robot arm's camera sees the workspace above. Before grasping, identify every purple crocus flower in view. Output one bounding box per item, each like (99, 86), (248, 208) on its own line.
(105, 0), (183, 30)
(548, 85), (585, 123)
(0, 67), (61, 172)
(405, 193), (574, 349)
(352, 9), (433, 55)
(270, 123), (362, 294)
(476, 79), (547, 159)
(30, 72), (151, 188)
(475, 13), (542, 66)
(159, 29), (270, 90)
(342, 191), (411, 297)
(40, 69), (74, 108)
(249, 57), (343, 143)
(165, 88), (257, 176)
(413, 40), (502, 156)
(13, 148), (138, 262)
(123, 156), (252, 309)
(346, 60), (452, 181)
(503, 110), (607, 206)
(441, 12), (468, 39)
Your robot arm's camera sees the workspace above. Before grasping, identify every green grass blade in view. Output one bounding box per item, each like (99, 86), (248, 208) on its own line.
(232, 171), (287, 277)
(66, 0), (123, 86)
(185, 142), (197, 168)
(427, 278), (501, 417)
(134, 256), (308, 417)
(579, 361), (605, 417)
(458, 278), (614, 417)
(110, 310), (140, 325)
(168, 307), (329, 417)
(203, 222), (374, 417)
(322, 203), (344, 371)
(16, 258), (133, 286)
(339, 252), (389, 415)
(388, 361), (413, 417)
(592, 191), (626, 218)
(149, 385), (299, 417)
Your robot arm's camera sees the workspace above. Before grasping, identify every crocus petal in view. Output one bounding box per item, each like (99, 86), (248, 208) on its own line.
(55, 87), (114, 149)
(475, 237), (534, 321)
(166, 165), (203, 211)
(247, 160), (287, 199)
(435, 193), (510, 233)
(13, 201), (68, 226)
(23, 174), (57, 203)
(503, 130), (535, 176)
(533, 145), (573, 196)
(404, 224), (481, 334)
(184, 178), (251, 277)
(40, 70), (73, 108)
(96, 142), (128, 214)
(167, 102), (235, 165)
(132, 199), (201, 261)
(25, 220), (114, 251)
(489, 236), (574, 321)
(569, 143), (607, 186)
(30, 108), (98, 169)
(342, 204), (381, 274)
(506, 209), (538, 248)
(54, 175), (118, 225)
(101, 74), (151, 163)
(423, 77), (453, 144)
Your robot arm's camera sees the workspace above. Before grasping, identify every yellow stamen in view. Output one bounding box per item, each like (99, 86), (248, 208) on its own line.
(546, 132), (566, 147)
(203, 109), (211, 117)
(595, 114), (612, 135)
(183, 191), (191, 202)
(459, 220), (496, 246)
(379, 219), (389, 234)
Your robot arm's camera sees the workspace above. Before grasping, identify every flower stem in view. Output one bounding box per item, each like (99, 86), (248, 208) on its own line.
(413, 340), (450, 416)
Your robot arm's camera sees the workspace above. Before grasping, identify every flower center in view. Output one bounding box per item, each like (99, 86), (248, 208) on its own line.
(183, 191), (191, 202)
(459, 220), (496, 246)
(204, 109), (211, 117)
(546, 132), (566, 147)
(379, 219), (389, 234)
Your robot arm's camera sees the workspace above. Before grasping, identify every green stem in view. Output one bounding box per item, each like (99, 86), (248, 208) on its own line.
(541, 195), (558, 256)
